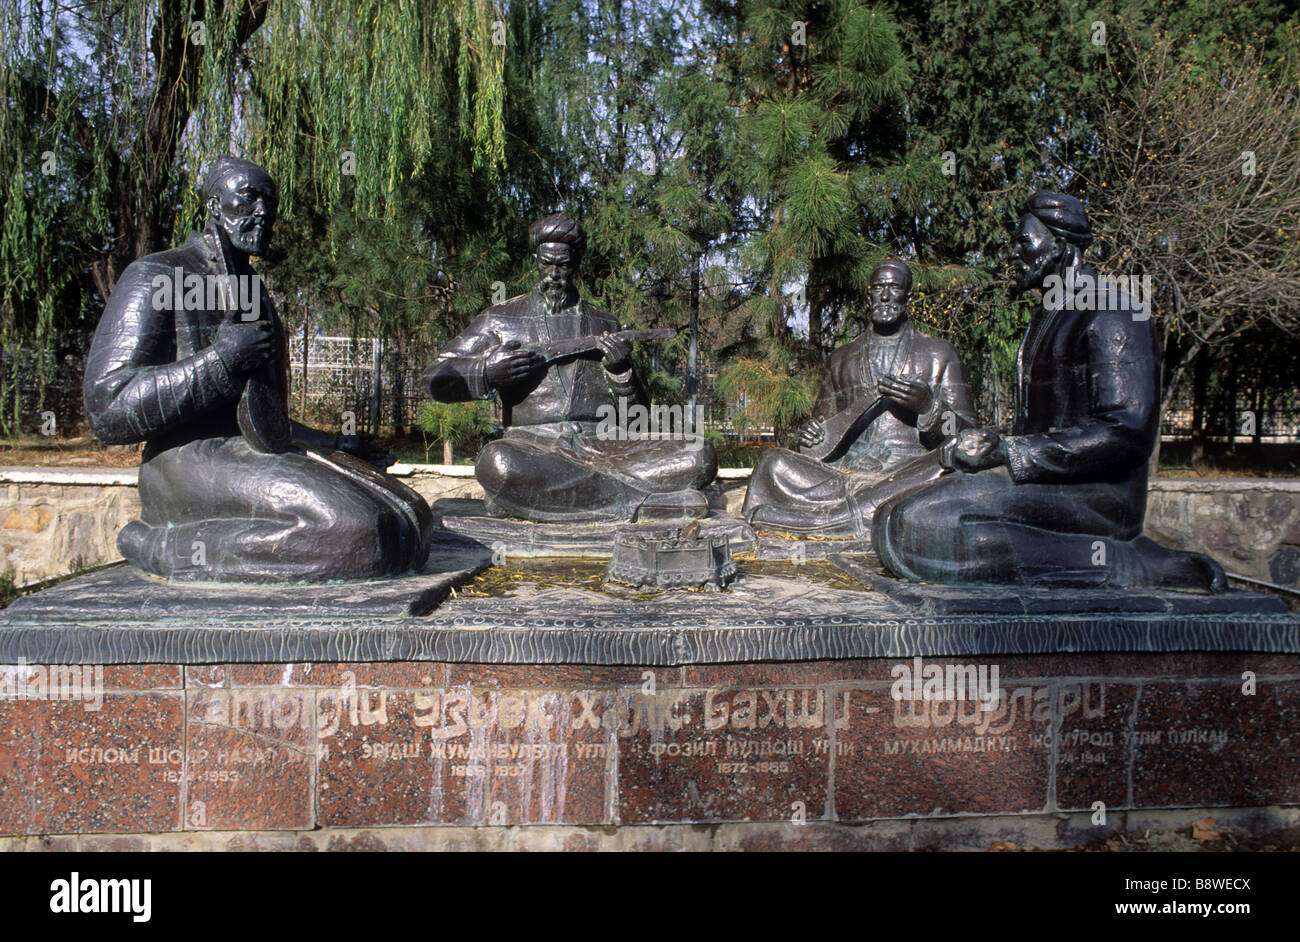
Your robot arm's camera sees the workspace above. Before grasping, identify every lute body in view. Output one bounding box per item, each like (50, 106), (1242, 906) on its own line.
(799, 395), (886, 463)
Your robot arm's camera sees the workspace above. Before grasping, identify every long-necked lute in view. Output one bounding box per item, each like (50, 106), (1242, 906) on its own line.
(799, 395), (887, 463)
(209, 228), (293, 455)
(529, 327), (677, 364)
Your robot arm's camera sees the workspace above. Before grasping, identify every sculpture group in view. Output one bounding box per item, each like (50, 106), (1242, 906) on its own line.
(83, 157), (1225, 594)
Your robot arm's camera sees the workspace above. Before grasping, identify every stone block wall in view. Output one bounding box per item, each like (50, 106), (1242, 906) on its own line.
(1, 470), (141, 585)
(3, 465), (1299, 592)
(1144, 480), (1300, 592)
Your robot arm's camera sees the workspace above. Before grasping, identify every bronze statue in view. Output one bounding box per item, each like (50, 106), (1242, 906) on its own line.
(423, 213), (718, 522)
(84, 157), (433, 583)
(872, 191), (1226, 590)
(742, 259), (974, 537)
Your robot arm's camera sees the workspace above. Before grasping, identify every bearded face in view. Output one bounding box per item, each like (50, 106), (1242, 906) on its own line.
(208, 172), (278, 257)
(868, 274), (910, 331)
(536, 243), (578, 312)
(1011, 213), (1064, 293)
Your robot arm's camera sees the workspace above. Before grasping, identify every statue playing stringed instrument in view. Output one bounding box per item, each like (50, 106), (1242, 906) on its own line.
(742, 259), (975, 538)
(423, 213), (718, 522)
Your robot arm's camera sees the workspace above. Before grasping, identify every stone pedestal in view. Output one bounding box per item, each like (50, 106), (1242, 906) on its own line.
(2, 536), (1297, 850)
(0, 652), (1297, 849)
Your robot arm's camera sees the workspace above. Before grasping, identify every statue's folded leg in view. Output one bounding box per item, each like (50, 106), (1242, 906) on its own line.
(121, 437), (432, 582)
(872, 467), (1224, 590)
(742, 449), (856, 535)
(576, 436), (718, 493)
(476, 434), (717, 522)
(743, 449), (948, 538)
(846, 451), (948, 539)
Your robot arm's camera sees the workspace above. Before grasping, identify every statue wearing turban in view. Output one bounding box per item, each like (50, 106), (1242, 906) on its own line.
(742, 259), (975, 537)
(84, 156), (433, 582)
(872, 191), (1226, 590)
(423, 213), (718, 522)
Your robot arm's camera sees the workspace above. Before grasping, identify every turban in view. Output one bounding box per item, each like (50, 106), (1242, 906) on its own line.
(1022, 190), (1092, 249)
(201, 157), (273, 200)
(871, 258), (913, 291)
(529, 213), (585, 256)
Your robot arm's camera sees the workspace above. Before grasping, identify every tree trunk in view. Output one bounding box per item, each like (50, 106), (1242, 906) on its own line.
(688, 252), (700, 423)
(807, 268), (823, 355)
(301, 311), (310, 418)
(443, 440), (454, 465)
(1190, 345), (1208, 467)
(390, 337), (406, 437)
(100, 0), (270, 295)
(1227, 347), (1239, 448)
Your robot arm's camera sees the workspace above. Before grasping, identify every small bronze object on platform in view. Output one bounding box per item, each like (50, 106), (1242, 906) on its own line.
(604, 526), (736, 591)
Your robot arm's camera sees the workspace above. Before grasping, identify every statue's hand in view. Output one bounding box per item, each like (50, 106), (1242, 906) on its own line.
(798, 418), (827, 448)
(877, 375), (932, 415)
(485, 340), (545, 389)
(214, 319), (274, 374)
(338, 433), (396, 469)
(598, 331), (633, 373)
(951, 427), (1005, 471)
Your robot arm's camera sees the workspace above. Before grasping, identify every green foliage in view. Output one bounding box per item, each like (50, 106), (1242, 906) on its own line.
(4, 0), (1298, 445)
(715, 348), (818, 442)
(0, 569), (15, 609)
(414, 399), (496, 461)
(704, 0), (929, 353)
(1, 0), (512, 433)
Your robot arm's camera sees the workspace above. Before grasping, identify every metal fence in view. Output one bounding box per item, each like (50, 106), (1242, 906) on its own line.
(286, 335), (449, 435)
(1160, 390), (1300, 444)
(20, 337), (1296, 445)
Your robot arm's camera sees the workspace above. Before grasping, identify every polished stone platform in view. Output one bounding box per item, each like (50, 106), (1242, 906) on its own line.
(2, 548), (1296, 665)
(432, 499), (758, 556)
(3, 527), (1299, 845)
(4, 540), (490, 623)
(2, 652), (1297, 839)
(828, 553), (1290, 616)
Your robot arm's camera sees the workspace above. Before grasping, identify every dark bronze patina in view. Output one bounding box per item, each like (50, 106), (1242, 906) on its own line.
(83, 157), (433, 583)
(873, 191), (1226, 591)
(742, 259), (975, 537)
(604, 524), (737, 592)
(423, 213), (718, 522)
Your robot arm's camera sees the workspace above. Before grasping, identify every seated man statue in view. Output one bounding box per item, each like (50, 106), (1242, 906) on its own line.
(873, 191), (1225, 590)
(424, 213), (718, 522)
(742, 259), (975, 537)
(84, 156), (433, 583)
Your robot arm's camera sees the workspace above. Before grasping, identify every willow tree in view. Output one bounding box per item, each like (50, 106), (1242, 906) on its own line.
(0, 0), (508, 434)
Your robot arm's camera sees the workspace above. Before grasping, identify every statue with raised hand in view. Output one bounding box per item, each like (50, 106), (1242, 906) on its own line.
(84, 156), (432, 582)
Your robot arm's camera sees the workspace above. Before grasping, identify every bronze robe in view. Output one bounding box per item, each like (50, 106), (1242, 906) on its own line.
(873, 269), (1224, 590)
(424, 289), (717, 522)
(742, 321), (974, 537)
(84, 225), (432, 582)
